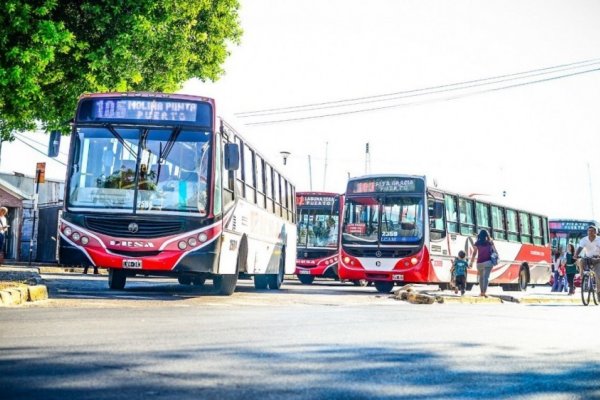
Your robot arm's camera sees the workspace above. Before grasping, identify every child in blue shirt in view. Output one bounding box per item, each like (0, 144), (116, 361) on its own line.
(452, 250), (469, 295)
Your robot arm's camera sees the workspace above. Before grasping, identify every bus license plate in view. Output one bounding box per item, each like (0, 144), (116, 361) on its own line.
(392, 274), (404, 280)
(123, 259), (142, 269)
(298, 270), (311, 275)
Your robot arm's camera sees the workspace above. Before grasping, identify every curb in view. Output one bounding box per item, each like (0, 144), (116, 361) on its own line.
(38, 266), (108, 275)
(0, 283), (48, 306)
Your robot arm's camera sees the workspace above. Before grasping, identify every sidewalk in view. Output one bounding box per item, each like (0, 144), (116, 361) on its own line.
(0, 264), (48, 306)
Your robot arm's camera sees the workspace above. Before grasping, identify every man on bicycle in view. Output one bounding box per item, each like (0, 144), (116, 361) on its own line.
(575, 225), (600, 295)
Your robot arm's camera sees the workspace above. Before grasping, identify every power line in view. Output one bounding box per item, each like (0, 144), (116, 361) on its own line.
(13, 132), (69, 157)
(244, 67), (600, 126)
(12, 135), (67, 166)
(239, 59), (600, 119)
(235, 57), (600, 117)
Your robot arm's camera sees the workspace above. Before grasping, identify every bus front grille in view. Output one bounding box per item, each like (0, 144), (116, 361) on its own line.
(85, 217), (183, 238)
(343, 247), (416, 258)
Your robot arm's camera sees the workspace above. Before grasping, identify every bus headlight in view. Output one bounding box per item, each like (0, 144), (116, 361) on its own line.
(343, 257), (350, 264)
(198, 233), (208, 242)
(80, 236), (89, 245)
(72, 232), (81, 241)
(178, 241), (187, 250)
(188, 238), (198, 247)
(64, 227), (72, 236)
(411, 257), (418, 265)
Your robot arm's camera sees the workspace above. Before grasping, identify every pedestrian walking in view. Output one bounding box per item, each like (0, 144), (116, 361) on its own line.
(564, 243), (577, 295)
(452, 250), (469, 296)
(83, 264), (99, 275)
(551, 247), (563, 292)
(469, 229), (497, 298)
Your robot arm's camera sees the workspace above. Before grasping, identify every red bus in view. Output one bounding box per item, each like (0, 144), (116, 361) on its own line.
(295, 192), (342, 284)
(338, 174), (552, 293)
(49, 92), (297, 295)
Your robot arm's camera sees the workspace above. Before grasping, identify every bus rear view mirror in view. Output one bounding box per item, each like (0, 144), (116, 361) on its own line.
(431, 202), (444, 219)
(48, 130), (61, 158)
(224, 143), (240, 171)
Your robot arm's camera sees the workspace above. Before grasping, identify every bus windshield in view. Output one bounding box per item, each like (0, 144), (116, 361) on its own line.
(67, 126), (211, 214)
(297, 209), (339, 248)
(342, 196), (424, 245)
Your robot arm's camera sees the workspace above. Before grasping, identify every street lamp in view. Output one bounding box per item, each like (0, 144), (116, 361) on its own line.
(280, 151), (291, 165)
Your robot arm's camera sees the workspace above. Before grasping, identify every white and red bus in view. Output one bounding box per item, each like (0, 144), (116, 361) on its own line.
(338, 174), (552, 293)
(295, 192), (342, 284)
(49, 92), (296, 295)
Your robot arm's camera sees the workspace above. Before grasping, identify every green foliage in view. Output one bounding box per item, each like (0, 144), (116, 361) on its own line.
(0, 0), (242, 140)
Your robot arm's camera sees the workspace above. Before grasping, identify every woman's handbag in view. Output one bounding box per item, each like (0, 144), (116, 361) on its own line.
(490, 244), (499, 266)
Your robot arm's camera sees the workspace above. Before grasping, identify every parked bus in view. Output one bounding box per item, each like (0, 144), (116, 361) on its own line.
(338, 174), (552, 293)
(295, 192), (342, 284)
(49, 92), (296, 295)
(549, 219), (598, 253)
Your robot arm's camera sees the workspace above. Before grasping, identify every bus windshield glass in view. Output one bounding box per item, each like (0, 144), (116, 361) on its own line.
(342, 196), (424, 245)
(297, 209), (339, 248)
(67, 126), (211, 214)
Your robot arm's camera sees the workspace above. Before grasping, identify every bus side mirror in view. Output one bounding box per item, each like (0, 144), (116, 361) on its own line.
(48, 130), (61, 158)
(224, 143), (240, 171)
(431, 202), (444, 219)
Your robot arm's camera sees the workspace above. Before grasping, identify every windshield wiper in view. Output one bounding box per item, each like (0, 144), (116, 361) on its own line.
(158, 126), (182, 165)
(105, 124), (137, 159)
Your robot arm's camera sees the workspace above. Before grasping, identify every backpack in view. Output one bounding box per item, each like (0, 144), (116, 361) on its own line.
(490, 243), (499, 266)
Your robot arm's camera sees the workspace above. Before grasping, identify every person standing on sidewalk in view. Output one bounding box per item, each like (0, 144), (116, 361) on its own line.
(0, 207), (8, 265)
(551, 247), (563, 292)
(564, 243), (577, 295)
(469, 229), (496, 298)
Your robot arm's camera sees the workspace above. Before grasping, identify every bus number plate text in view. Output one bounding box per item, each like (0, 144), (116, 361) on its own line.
(392, 274), (404, 280)
(123, 259), (142, 269)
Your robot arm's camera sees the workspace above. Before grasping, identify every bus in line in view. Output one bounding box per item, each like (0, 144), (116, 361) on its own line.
(549, 219), (598, 253)
(295, 192), (342, 284)
(338, 174), (552, 293)
(49, 92), (296, 295)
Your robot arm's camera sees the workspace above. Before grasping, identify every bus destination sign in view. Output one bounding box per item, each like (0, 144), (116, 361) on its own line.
(77, 98), (212, 126)
(348, 177), (422, 194)
(549, 221), (595, 231)
(297, 195), (336, 207)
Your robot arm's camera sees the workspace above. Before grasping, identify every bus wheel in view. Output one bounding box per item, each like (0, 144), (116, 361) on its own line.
(517, 268), (529, 291)
(374, 281), (394, 293)
(178, 276), (192, 285)
(298, 274), (315, 285)
(254, 274), (269, 289)
(108, 269), (126, 290)
(192, 276), (206, 287)
(214, 274), (237, 295)
(267, 256), (285, 290)
(352, 279), (368, 287)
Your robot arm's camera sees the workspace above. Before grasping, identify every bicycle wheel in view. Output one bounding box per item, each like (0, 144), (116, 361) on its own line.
(593, 274), (599, 306)
(581, 274), (591, 306)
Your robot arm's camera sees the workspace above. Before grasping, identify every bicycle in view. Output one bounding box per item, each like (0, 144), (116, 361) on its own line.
(579, 257), (599, 306)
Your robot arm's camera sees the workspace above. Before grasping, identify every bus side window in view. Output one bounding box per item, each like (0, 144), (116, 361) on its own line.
(519, 212), (532, 244)
(458, 197), (475, 236)
(506, 209), (519, 242)
(428, 199), (446, 240)
(445, 195), (458, 233)
(491, 206), (506, 240)
(531, 215), (543, 245)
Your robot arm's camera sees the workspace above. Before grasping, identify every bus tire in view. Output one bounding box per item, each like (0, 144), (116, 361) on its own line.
(517, 267), (529, 291)
(108, 269), (126, 290)
(254, 274), (269, 289)
(267, 251), (285, 290)
(213, 274), (237, 295)
(374, 281), (394, 293)
(178, 276), (192, 285)
(192, 276), (206, 287)
(298, 274), (315, 285)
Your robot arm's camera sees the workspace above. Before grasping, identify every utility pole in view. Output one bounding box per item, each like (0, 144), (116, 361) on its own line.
(365, 142), (371, 174)
(29, 162), (45, 266)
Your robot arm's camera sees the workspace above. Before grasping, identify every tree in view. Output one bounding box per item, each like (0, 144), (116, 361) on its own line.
(0, 0), (242, 140)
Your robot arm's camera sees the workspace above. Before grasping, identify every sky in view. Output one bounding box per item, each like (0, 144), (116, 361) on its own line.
(3, 0), (600, 220)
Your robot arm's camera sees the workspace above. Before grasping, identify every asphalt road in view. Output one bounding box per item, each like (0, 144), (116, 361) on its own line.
(1, 274), (599, 400)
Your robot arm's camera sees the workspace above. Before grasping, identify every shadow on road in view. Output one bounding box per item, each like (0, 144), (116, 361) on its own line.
(0, 342), (597, 399)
